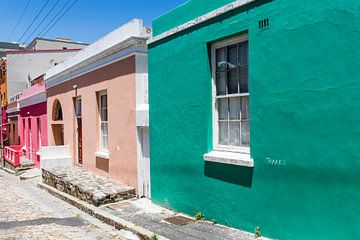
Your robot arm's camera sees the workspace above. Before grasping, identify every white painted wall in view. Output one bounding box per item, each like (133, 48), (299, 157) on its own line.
(40, 145), (72, 170)
(6, 50), (80, 102)
(136, 53), (149, 127)
(28, 39), (88, 50)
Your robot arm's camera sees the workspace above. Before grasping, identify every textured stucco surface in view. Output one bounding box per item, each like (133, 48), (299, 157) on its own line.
(46, 56), (139, 190)
(149, 0), (360, 239)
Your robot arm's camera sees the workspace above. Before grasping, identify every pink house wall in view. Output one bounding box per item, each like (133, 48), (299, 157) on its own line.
(19, 102), (47, 167)
(18, 83), (48, 168)
(47, 56), (138, 190)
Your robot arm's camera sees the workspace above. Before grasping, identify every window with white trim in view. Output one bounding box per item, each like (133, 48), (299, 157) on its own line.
(212, 35), (249, 153)
(98, 91), (108, 151)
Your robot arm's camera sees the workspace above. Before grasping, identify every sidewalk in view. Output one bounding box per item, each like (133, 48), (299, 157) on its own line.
(37, 167), (270, 240)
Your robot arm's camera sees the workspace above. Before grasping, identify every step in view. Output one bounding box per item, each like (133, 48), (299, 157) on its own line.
(42, 166), (136, 206)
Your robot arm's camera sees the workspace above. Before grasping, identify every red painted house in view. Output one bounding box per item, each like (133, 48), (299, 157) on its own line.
(4, 75), (47, 168)
(18, 76), (47, 167)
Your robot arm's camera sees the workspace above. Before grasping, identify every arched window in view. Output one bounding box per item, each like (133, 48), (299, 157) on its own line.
(52, 99), (63, 121)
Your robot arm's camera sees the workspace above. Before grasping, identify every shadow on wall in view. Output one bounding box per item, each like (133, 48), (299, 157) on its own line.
(204, 161), (253, 188)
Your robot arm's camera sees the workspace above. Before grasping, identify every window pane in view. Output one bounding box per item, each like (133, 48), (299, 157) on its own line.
(216, 72), (226, 96)
(239, 42), (248, 93)
(229, 97), (240, 120)
(101, 136), (108, 150)
(100, 94), (107, 108)
(241, 97), (249, 120)
(239, 65), (248, 93)
(216, 47), (226, 71)
(241, 120), (250, 146)
(218, 98), (228, 120)
(219, 122), (228, 145)
(227, 44), (237, 69)
(101, 109), (108, 121)
(228, 69), (238, 94)
(229, 122), (240, 146)
(239, 41), (248, 65)
(101, 122), (108, 136)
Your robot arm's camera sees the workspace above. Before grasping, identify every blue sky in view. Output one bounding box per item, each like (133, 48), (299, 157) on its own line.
(1, 0), (188, 45)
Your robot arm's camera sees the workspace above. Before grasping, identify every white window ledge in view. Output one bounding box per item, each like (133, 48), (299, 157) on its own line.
(95, 151), (109, 159)
(203, 151), (253, 167)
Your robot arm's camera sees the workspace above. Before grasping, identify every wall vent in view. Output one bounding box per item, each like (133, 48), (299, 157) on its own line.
(259, 18), (269, 30)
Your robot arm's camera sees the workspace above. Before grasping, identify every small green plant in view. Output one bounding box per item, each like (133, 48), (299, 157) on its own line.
(75, 213), (81, 219)
(150, 234), (159, 240)
(255, 226), (262, 238)
(123, 226), (130, 231)
(225, 220), (232, 228)
(194, 210), (205, 221)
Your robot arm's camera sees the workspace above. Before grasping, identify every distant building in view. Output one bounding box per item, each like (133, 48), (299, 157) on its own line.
(45, 19), (151, 197)
(26, 37), (88, 51)
(2, 38), (87, 169)
(17, 74), (47, 167)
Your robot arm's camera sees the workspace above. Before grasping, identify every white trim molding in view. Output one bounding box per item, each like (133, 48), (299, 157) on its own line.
(45, 19), (150, 89)
(204, 151), (253, 167)
(18, 90), (46, 108)
(148, 0), (256, 45)
(45, 39), (148, 89)
(95, 150), (109, 159)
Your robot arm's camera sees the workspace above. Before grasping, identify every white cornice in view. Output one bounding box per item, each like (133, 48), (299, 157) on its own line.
(45, 38), (148, 89)
(148, 0), (256, 45)
(18, 90), (46, 108)
(45, 19), (150, 88)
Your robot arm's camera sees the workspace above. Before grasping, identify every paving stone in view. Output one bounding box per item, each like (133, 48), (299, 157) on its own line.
(0, 169), (123, 240)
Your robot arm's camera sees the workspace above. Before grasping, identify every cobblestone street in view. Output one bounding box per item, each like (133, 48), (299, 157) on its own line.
(0, 169), (123, 240)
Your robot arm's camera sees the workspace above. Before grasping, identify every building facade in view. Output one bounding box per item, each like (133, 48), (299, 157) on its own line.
(17, 76), (47, 168)
(148, 0), (360, 239)
(45, 19), (151, 197)
(4, 39), (87, 147)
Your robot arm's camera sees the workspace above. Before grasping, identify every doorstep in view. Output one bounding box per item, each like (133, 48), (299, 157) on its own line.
(1, 157), (35, 174)
(38, 182), (271, 240)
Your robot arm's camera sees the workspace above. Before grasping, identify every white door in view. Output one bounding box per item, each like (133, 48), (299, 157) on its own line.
(137, 128), (150, 198)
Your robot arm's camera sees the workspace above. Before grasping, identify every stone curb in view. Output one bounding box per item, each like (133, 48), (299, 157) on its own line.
(19, 174), (40, 181)
(0, 166), (18, 175)
(38, 182), (169, 240)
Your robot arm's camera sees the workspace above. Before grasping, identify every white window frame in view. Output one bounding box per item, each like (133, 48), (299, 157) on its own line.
(211, 34), (250, 154)
(98, 91), (108, 152)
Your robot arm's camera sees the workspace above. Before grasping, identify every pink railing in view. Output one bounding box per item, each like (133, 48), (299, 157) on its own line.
(4, 146), (23, 167)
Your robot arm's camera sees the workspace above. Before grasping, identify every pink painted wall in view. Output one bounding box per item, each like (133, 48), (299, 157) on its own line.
(18, 84), (47, 168)
(19, 102), (47, 167)
(47, 56), (138, 190)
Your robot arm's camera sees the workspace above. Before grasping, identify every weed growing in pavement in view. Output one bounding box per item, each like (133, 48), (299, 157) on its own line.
(150, 234), (159, 240)
(194, 210), (205, 221)
(255, 226), (262, 238)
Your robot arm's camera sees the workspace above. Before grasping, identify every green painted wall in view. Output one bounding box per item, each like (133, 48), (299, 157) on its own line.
(148, 0), (360, 239)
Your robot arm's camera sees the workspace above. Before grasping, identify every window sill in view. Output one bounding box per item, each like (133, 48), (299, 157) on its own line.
(95, 151), (109, 159)
(203, 150), (253, 167)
